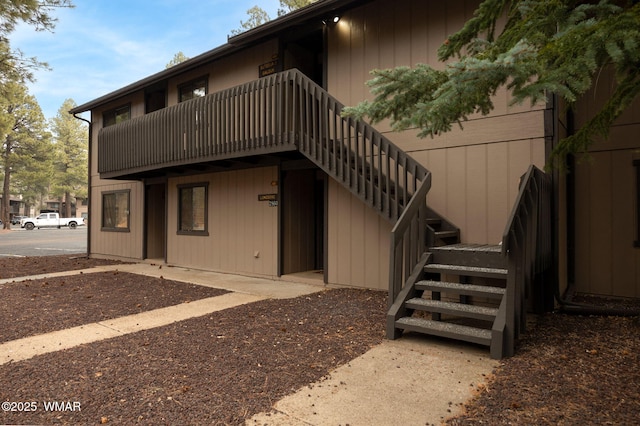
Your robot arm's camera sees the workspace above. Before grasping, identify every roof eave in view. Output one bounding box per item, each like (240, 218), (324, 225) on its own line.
(69, 0), (363, 115)
(227, 0), (354, 45)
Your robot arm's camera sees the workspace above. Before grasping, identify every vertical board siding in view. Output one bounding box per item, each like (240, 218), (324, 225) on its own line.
(89, 111), (144, 261)
(327, 0), (547, 246)
(611, 150), (636, 297)
(570, 64), (640, 298)
(466, 144), (489, 243)
(574, 148), (640, 297)
(88, 0), (562, 292)
(166, 167), (278, 277)
(327, 179), (391, 290)
(90, 181), (144, 260)
(409, 139), (545, 244)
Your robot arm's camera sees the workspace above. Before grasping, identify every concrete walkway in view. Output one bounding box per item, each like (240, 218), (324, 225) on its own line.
(248, 336), (496, 426)
(1, 263), (497, 425)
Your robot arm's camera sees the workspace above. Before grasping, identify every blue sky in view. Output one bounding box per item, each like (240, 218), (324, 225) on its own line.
(11, 1), (282, 120)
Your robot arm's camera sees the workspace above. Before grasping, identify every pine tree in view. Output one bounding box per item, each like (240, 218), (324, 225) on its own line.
(230, 0), (317, 36)
(166, 51), (190, 69)
(0, 81), (51, 228)
(50, 99), (87, 217)
(343, 0), (640, 168)
(0, 0), (74, 85)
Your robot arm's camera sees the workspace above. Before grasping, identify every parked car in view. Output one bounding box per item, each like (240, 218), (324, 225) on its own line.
(11, 215), (26, 225)
(20, 213), (85, 230)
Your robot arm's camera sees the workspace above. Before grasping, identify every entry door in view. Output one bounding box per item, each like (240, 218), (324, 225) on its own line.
(145, 183), (166, 260)
(283, 28), (324, 87)
(281, 169), (325, 274)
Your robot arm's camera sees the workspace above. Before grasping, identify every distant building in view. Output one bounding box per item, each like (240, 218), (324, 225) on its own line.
(41, 197), (87, 218)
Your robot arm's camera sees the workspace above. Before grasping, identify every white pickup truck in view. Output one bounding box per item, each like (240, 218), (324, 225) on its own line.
(21, 213), (85, 230)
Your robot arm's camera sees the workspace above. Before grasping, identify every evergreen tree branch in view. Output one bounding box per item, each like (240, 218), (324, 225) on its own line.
(343, 0), (640, 168)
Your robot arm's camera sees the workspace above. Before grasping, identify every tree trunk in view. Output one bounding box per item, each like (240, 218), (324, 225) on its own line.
(2, 168), (10, 229)
(64, 191), (72, 217)
(1, 134), (14, 229)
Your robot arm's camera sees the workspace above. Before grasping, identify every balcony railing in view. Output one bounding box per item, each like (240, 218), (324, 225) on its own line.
(98, 72), (303, 177)
(98, 69), (428, 223)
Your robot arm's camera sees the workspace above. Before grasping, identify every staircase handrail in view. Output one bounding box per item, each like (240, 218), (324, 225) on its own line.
(286, 69), (429, 222)
(388, 172), (431, 305)
(497, 164), (552, 357)
(280, 70), (433, 309)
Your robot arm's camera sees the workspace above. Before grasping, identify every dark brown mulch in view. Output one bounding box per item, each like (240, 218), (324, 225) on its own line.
(0, 271), (228, 343)
(2, 256), (640, 425)
(0, 288), (386, 425)
(446, 312), (640, 425)
(0, 255), (125, 279)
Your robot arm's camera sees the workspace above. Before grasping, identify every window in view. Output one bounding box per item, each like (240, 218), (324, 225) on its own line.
(146, 87), (166, 113)
(179, 77), (208, 102)
(103, 104), (131, 127)
(178, 183), (208, 235)
(102, 190), (130, 231)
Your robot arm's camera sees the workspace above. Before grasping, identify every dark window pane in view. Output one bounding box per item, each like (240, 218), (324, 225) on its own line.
(103, 105), (131, 127)
(102, 191), (130, 231)
(178, 184), (207, 234)
(179, 77), (207, 103)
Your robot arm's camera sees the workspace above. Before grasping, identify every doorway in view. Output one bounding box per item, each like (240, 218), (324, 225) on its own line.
(283, 27), (325, 87)
(144, 182), (166, 260)
(281, 168), (325, 277)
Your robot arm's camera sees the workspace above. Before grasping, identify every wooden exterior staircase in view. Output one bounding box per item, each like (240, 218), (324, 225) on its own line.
(97, 69), (552, 358)
(388, 165), (552, 359)
(390, 244), (507, 355)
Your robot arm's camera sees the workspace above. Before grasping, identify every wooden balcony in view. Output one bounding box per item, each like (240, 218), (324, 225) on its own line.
(98, 72), (305, 179)
(99, 69), (429, 226)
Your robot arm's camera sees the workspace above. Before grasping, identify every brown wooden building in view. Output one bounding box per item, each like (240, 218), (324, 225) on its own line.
(70, 0), (640, 358)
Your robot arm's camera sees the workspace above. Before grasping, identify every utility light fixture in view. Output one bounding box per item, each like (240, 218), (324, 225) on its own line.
(323, 15), (340, 25)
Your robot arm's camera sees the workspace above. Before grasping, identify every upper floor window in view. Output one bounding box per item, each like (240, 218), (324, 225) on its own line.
(146, 86), (167, 113)
(103, 104), (131, 127)
(179, 76), (208, 102)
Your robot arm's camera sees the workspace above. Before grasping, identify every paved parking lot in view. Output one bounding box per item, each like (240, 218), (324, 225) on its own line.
(0, 226), (87, 257)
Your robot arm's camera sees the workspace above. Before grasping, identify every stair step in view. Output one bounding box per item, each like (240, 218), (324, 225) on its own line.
(430, 243), (502, 253)
(428, 244), (506, 269)
(434, 230), (459, 239)
(395, 317), (492, 346)
(424, 263), (507, 280)
(426, 218), (442, 226)
(416, 280), (505, 299)
(406, 298), (498, 321)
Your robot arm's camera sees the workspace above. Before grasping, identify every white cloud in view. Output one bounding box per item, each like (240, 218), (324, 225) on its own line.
(10, 0), (282, 119)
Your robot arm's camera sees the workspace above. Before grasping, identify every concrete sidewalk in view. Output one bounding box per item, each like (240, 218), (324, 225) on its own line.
(1, 263), (497, 425)
(0, 262), (323, 299)
(248, 336), (495, 426)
